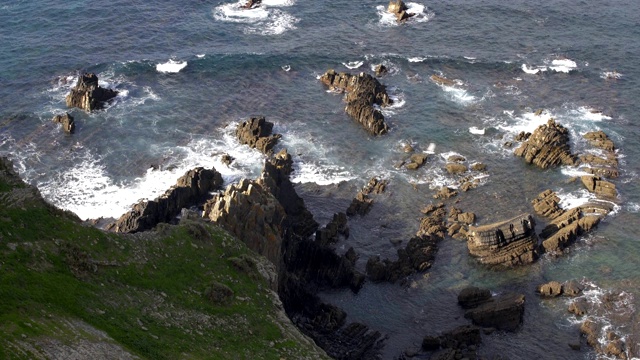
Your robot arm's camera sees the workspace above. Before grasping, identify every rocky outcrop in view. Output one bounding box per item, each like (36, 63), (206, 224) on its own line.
(320, 70), (391, 136)
(514, 119), (576, 169)
(584, 130), (615, 151)
(52, 113), (75, 133)
(581, 175), (617, 199)
(205, 179), (286, 266)
(434, 186), (458, 199)
(315, 212), (349, 246)
(374, 64), (388, 77)
(65, 73), (118, 111)
(346, 177), (388, 216)
(111, 167), (223, 233)
(387, 0), (415, 22)
(241, 0), (261, 9)
(421, 325), (481, 359)
(405, 153), (429, 170)
(532, 189), (564, 219)
(458, 286), (525, 331)
(235, 116), (281, 155)
(466, 213), (539, 267)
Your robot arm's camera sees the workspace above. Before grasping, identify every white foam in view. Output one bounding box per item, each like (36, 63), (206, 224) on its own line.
(281, 64), (291, 72)
(549, 58), (577, 73)
(441, 85), (476, 105)
(214, 0), (298, 35)
(407, 57), (427, 62)
(626, 203), (640, 213)
(570, 106), (611, 121)
(496, 109), (552, 135)
(290, 162), (355, 185)
(601, 71), (622, 80)
(556, 189), (595, 210)
(343, 61), (364, 69)
(521, 64), (547, 74)
(156, 60), (187, 73)
(196, 54), (205, 58)
(469, 126), (485, 135)
(376, 2), (434, 27)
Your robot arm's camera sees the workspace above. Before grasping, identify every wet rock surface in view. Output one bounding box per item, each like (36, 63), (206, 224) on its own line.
(52, 113), (75, 133)
(66, 73), (118, 111)
(458, 286), (525, 331)
(235, 116), (281, 155)
(320, 70), (391, 136)
(514, 119), (576, 169)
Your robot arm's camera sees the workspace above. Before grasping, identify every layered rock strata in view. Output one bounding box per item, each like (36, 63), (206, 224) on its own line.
(421, 325), (481, 360)
(235, 116), (281, 155)
(466, 213), (539, 267)
(320, 70), (391, 135)
(458, 286), (525, 331)
(66, 73), (118, 111)
(514, 119), (576, 168)
(111, 167), (223, 233)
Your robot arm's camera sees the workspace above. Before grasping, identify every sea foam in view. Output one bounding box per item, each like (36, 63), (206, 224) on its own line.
(156, 60), (187, 73)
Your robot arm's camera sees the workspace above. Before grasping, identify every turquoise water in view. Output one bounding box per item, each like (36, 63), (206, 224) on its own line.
(1, 1), (640, 358)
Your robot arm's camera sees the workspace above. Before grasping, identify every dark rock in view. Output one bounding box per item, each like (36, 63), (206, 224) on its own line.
(514, 119), (576, 169)
(458, 286), (492, 309)
(422, 336), (441, 351)
(235, 116), (281, 155)
(563, 280), (584, 297)
(580, 319), (601, 347)
(220, 153), (234, 166)
(366, 234), (439, 283)
(447, 155), (466, 163)
(52, 113), (75, 133)
(604, 340), (626, 359)
(466, 214), (539, 267)
(66, 73), (118, 111)
(515, 131), (531, 142)
(112, 167), (223, 233)
(346, 178), (387, 216)
(320, 70), (391, 135)
(387, 0), (415, 22)
(463, 292), (525, 331)
(316, 212), (349, 246)
(240, 0), (261, 9)
(537, 281), (563, 297)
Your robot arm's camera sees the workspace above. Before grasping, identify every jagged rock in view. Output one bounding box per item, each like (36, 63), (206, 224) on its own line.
(220, 153), (234, 166)
(65, 73), (118, 111)
(540, 205), (606, 253)
(537, 281), (563, 297)
(235, 116), (281, 155)
(605, 340), (626, 359)
(466, 214), (539, 267)
(374, 64), (388, 77)
(445, 163), (467, 174)
(434, 186), (458, 199)
(366, 234), (439, 283)
(421, 202), (444, 215)
(514, 119), (576, 169)
(582, 166), (620, 179)
(459, 288), (525, 331)
(581, 175), (617, 198)
(316, 212), (349, 246)
(584, 130), (615, 151)
(52, 113), (75, 133)
(406, 153), (428, 170)
(458, 287), (492, 309)
(568, 298), (588, 316)
(447, 155), (466, 163)
(580, 319), (601, 347)
(346, 178), (387, 216)
(320, 70), (391, 135)
(515, 131), (531, 142)
(417, 206), (447, 238)
(532, 189), (564, 219)
(422, 325), (482, 359)
(112, 167), (223, 233)
(387, 0), (415, 22)
(460, 181), (478, 192)
(240, 0), (261, 9)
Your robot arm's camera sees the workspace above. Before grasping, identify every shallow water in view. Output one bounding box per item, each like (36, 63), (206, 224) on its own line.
(1, 1), (640, 358)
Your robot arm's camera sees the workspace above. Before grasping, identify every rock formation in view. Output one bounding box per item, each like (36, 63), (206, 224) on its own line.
(581, 175), (617, 199)
(387, 0), (415, 22)
(316, 212), (349, 246)
(536, 280), (584, 298)
(320, 69), (391, 136)
(235, 116), (281, 155)
(466, 213), (539, 267)
(111, 167), (223, 233)
(65, 73), (118, 111)
(458, 286), (525, 331)
(346, 177), (388, 216)
(374, 64), (388, 77)
(241, 0), (260, 9)
(52, 113), (75, 133)
(514, 119), (576, 168)
(421, 325), (482, 359)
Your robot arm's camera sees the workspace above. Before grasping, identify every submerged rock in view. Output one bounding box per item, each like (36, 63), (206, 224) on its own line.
(466, 213), (539, 267)
(66, 73), (118, 111)
(320, 69), (391, 136)
(346, 177), (388, 216)
(458, 286), (525, 331)
(52, 113), (75, 133)
(514, 119), (576, 169)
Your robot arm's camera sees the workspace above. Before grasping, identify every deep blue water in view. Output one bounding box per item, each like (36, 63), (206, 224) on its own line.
(1, 0), (640, 358)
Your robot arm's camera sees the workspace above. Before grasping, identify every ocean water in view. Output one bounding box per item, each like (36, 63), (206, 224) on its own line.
(1, 0), (640, 358)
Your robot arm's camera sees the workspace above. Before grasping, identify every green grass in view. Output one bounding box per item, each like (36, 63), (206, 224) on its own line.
(0, 176), (326, 359)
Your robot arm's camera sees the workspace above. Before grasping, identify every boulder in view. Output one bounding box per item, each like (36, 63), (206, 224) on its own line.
(466, 214), (539, 267)
(568, 298), (588, 316)
(66, 73), (118, 111)
(537, 281), (563, 297)
(235, 116), (281, 155)
(470, 162), (486, 171)
(240, 0), (261, 8)
(374, 64), (388, 77)
(459, 288), (526, 331)
(457, 212), (476, 225)
(563, 280), (584, 297)
(52, 113), (75, 133)
(584, 130), (615, 151)
(112, 167), (223, 233)
(220, 153), (234, 166)
(446, 163), (467, 174)
(532, 189), (564, 219)
(387, 0), (415, 22)
(514, 119), (576, 169)
(320, 70), (391, 135)
(580, 319), (601, 347)
(581, 175), (617, 199)
(434, 186), (458, 199)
